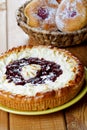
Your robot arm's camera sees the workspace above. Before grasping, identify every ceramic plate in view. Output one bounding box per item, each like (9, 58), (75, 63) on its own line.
(0, 68), (87, 115)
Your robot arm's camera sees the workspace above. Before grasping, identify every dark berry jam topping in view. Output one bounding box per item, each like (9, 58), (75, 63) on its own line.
(70, 11), (77, 17)
(67, 7), (77, 18)
(5, 57), (63, 85)
(38, 7), (49, 19)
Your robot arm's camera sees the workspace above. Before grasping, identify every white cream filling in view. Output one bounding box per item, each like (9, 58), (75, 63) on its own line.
(21, 64), (41, 80)
(0, 46), (79, 96)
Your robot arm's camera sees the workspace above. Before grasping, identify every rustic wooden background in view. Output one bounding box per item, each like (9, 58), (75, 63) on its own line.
(0, 0), (87, 130)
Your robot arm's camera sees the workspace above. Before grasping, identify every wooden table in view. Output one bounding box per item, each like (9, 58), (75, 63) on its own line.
(0, 0), (87, 130)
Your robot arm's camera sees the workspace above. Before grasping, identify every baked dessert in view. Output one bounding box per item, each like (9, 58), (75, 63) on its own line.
(17, 0), (87, 47)
(24, 0), (59, 31)
(0, 45), (85, 111)
(55, 0), (87, 32)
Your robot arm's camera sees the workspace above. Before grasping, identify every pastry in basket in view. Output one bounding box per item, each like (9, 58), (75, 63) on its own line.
(24, 0), (59, 31)
(55, 0), (87, 32)
(0, 45), (85, 111)
(17, 0), (87, 47)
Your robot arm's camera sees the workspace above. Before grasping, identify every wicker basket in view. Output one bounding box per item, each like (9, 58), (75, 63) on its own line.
(16, 1), (87, 47)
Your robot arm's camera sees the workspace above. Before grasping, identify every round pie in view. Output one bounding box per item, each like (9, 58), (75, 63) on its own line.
(0, 45), (85, 111)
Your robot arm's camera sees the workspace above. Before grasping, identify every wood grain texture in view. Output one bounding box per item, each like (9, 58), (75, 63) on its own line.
(0, 111), (9, 130)
(10, 112), (66, 130)
(0, 0), (7, 53)
(66, 42), (87, 67)
(65, 94), (87, 130)
(7, 0), (28, 49)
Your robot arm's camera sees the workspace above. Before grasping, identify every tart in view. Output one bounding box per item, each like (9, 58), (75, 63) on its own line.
(0, 45), (85, 111)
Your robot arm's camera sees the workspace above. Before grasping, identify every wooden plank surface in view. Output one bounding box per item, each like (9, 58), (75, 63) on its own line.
(10, 112), (66, 130)
(66, 43), (87, 67)
(0, 0), (7, 53)
(7, 0), (28, 49)
(65, 94), (87, 130)
(0, 111), (9, 130)
(0, 1), (9, 130)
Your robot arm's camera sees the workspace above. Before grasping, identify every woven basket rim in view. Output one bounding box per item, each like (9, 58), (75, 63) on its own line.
(16, 0), (87, 36)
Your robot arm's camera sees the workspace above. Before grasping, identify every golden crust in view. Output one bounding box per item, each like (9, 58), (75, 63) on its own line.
(0, 45), (85, 111)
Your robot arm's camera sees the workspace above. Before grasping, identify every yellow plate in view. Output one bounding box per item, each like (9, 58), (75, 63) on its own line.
(0, 68), (87, 115)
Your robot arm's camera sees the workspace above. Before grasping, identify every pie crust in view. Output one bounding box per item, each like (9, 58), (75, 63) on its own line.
(0, 45), (85, 111)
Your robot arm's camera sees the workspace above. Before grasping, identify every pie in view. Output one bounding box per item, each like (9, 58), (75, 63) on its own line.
(0, 45), (85, 111)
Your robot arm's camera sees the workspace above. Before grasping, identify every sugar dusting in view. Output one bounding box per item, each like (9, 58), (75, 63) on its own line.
(55, 0), (85, 31)
(31, 0), (59, 30)
(59, 0), (82, 19)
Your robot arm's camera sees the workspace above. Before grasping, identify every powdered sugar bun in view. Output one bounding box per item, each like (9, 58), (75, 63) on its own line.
(24, 0), (59, 31)
(55, 0), (87, 32)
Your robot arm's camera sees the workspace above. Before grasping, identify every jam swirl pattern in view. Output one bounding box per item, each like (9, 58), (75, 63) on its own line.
(5, 57), (63, 85)
(38, 7), (49, 19)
